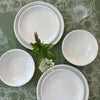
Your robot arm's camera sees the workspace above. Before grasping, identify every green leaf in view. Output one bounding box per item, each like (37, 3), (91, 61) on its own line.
(47, 51), (55, 58)
(30, 42), (37, 48)
(43, 44), (54, 50)
(30, 47), (39, 56)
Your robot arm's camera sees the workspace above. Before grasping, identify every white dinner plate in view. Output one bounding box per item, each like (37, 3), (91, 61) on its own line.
(14, 1), (64, 49)
(37, 64), (89, 100)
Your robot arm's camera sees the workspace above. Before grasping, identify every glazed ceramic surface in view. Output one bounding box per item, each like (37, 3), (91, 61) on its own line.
(62, 30), (98, 66)
(0, 49), (35, 87)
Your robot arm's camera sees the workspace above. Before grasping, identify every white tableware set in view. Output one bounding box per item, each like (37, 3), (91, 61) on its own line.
(0, 1), (98, 100)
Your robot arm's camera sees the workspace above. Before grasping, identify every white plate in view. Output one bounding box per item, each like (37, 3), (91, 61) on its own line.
(18, 5), (60, 44)
(62, 30), (98, 66)
(0, 49), (35, 87)
(14, 1), (64, 49)
(37, 64), (89, 100)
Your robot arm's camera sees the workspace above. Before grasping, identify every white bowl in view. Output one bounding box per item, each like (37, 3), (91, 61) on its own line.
(0, 49), (35, 87)
(37, 64), (89, 100)
(62, 30), (98, 66)
(14, 1), (64, 49)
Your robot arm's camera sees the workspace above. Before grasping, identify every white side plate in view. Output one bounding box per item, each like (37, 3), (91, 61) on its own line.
(18, 5), (60, 44)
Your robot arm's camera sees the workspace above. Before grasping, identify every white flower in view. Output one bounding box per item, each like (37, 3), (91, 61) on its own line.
(39, 58), (54, 72)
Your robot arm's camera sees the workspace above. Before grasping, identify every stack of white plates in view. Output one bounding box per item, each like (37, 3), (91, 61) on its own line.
(37, 64), (89, 100)
(14, 1), (64, 49)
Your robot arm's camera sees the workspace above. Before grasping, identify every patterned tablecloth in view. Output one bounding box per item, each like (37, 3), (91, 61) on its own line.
(0, 0), (100, 100)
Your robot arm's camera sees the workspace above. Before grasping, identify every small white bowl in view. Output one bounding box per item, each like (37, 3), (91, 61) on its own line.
(62, 30), (98, 66)
(0, 49), (35, 87)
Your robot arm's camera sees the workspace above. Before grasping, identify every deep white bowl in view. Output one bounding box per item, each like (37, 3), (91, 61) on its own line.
(62, 30), (98, 66)
(0, 49), (35, 87)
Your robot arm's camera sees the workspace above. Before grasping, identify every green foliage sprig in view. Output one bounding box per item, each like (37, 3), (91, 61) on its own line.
(30, 32), (55, 64)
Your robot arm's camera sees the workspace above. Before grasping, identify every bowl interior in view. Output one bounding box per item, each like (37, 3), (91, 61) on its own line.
(0, 49), (35, 86)
(62, 30), (98, 66)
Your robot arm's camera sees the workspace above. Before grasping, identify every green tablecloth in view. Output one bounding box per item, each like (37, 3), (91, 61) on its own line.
(0, 0), (100, 100)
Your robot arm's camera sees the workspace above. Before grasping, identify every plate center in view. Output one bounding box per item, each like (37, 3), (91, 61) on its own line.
(41, 69), (84, 100)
